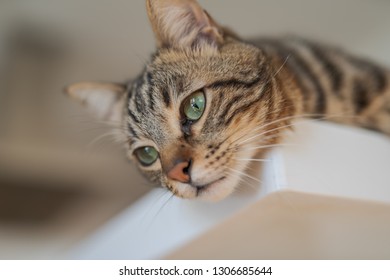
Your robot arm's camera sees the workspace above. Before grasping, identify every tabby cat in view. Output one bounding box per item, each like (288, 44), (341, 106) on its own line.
(66, 0), (390, 201)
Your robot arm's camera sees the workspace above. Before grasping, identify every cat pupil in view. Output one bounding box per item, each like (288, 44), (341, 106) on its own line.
(192, 100), (199, 110)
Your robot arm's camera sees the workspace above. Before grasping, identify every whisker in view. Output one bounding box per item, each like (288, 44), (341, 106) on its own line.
(226, 133), (283, 154)
(230, 110), (357, 149)
(241, 126), (291, 147)
(225, 171), (259, 191)
(73, 126), (127, 136)
(223, 170), (248, 187)
(236, 111), (356, 148)
(240, 143), (295, 151)
(235, 113), (321, 146)
(65, 113), (122, 127)
(86, 131), (123, 149)
(226, 167), (263, 185)
(139, 188), (170, 227)
(234, 158), (270, 162)
(218, 103), (297, 146)
(273, 54), (290, 78)
(227, 114), (302, 148)
(145, 192), (175, 232)
(76, 118), (122, 126)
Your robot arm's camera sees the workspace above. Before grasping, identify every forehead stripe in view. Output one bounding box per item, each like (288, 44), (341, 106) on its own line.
(161, 88), (171, 107)
(208, 65), (266, 90)
(145, 72), (156, 110)
(127, 123), (139, 139)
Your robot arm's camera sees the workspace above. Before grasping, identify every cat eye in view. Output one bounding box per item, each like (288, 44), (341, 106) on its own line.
(134, 146), (159, 166)
(183, 90), (206, 121)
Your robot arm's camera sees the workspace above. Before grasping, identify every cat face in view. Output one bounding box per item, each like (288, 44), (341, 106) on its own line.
(126, 42), (276, 201)
(66, 0), (291, 201)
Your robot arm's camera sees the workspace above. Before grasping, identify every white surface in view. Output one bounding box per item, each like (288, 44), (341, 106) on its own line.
(70, 122), (390, 259)
(278, 121), (390, 203)
(70, 187), (269, 259)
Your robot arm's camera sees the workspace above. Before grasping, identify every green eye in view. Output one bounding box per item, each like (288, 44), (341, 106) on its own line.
(183, 90), (206, 121)
(134, 146), (159, 166)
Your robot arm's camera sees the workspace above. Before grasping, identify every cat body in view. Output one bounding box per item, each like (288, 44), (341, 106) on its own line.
(252, 37), (390, 132)
(66, 0), (390, 201)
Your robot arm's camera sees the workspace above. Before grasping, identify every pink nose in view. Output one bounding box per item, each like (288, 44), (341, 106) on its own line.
(167, 161), (191, 183)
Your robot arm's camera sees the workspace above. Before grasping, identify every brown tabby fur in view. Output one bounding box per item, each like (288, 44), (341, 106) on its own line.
(66, 0), (390, 201)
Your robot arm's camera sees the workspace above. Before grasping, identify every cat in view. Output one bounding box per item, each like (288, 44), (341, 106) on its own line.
(65, 0), (390, 202)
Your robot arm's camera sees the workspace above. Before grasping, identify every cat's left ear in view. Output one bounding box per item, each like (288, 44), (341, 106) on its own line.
(64, 82), (125, 122)
(146, 0), (224, 49)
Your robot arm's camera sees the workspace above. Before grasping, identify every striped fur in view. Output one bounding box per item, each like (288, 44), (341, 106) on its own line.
(67, 0), (390, 201)
(252, 37), (390, 132)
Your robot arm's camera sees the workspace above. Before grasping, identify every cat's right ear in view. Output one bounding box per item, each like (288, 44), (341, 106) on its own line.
(64, 82), (125, 122)
(146, 0), (224, 49)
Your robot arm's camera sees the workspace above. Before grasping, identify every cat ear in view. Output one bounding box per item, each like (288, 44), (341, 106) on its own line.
(146, 0), (224, 49)
(65, 82), (125, 122)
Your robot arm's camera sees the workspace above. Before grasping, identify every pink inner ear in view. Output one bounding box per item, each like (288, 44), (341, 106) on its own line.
(146, 0), (223, 49)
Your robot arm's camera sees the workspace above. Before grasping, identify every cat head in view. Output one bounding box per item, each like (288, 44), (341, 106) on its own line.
(66, 0), (290, 201)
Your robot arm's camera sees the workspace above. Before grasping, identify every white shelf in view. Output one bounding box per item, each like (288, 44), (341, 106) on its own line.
(70, 122), (390, 259)
(277, 121), (390, 204)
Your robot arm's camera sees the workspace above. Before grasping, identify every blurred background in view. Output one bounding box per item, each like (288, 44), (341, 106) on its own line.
(0, 0), (390, 259)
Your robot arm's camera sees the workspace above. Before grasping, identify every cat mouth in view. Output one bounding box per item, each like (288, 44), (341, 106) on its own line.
(195, 176), (226, 196)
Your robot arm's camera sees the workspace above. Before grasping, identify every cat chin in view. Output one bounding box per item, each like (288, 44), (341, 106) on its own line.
(171, 176), (239, 202)
(196, 181), (235, 202)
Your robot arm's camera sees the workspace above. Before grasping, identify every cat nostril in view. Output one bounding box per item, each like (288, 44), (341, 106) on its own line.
(167, 160), (192, 183)
(182, 159), (192, 175)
